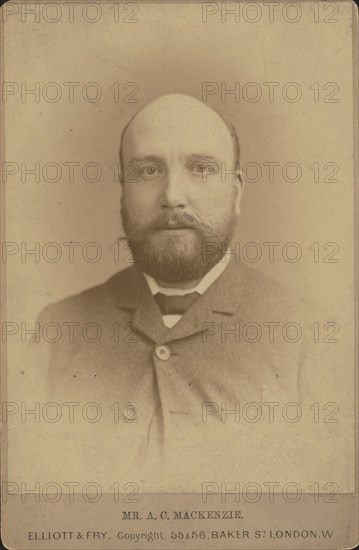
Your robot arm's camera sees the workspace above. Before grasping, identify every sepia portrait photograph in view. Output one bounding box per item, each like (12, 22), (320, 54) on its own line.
(1, 0), (358, 548)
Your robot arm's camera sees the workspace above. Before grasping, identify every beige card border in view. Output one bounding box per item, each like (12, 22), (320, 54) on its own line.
(0, 1), (358, 548)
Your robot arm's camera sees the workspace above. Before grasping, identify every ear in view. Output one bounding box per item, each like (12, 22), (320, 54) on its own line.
(234, 167), (243, 216)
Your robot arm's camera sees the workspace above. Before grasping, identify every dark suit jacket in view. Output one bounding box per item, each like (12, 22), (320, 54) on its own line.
(22, 259), (346, 490)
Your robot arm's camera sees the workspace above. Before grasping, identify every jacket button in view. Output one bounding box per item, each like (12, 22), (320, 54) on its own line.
(155, 345), (171, 360)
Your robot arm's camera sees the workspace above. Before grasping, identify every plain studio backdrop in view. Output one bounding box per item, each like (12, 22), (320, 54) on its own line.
(4, 1), (355, 315)
(2, 1), (356, 488)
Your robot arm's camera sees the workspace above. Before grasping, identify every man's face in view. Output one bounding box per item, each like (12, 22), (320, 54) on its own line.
(120, 95), (241, 283)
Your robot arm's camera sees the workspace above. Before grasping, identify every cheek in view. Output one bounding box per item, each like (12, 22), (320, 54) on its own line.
(122, 185), (161, 221)
(193, 183), (234, 215)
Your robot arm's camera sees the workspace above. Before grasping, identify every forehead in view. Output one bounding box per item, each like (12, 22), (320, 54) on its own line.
(122, 99), (234, 162)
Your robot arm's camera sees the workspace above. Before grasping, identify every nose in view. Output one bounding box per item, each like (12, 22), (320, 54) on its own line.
(160, 168), (187, 209)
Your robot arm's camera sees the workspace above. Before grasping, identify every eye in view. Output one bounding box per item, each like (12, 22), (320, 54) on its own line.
(190, 162), (217, 176)
(139, 165), (163, 180)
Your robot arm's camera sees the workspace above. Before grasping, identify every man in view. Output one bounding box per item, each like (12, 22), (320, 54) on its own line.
(24, 94), (342, 488)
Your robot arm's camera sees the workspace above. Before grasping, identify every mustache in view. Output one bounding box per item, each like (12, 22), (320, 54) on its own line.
(152, 211), (201, 230)
(135, 211), (212, 234)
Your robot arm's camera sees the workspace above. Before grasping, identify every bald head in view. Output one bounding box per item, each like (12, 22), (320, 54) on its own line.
(119, 94), (240, 177)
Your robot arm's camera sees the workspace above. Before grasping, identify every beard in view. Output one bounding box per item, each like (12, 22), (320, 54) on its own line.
(120, 200), (237, 284)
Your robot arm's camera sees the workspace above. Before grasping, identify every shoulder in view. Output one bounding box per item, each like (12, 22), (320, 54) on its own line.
(38, 267), (137, 322)
(234, 261), (316, 319)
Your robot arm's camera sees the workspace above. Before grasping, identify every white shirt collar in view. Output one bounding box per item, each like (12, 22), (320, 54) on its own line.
(143, 250), (231, 297)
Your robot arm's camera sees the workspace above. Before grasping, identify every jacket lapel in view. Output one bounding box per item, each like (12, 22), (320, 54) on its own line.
(160, 258), (244, 344)
(115, 266), (168, 342)
(115, 260), (245, 344)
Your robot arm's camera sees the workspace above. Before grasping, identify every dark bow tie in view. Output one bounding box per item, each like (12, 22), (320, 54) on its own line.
(154, 292), (200, 314)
